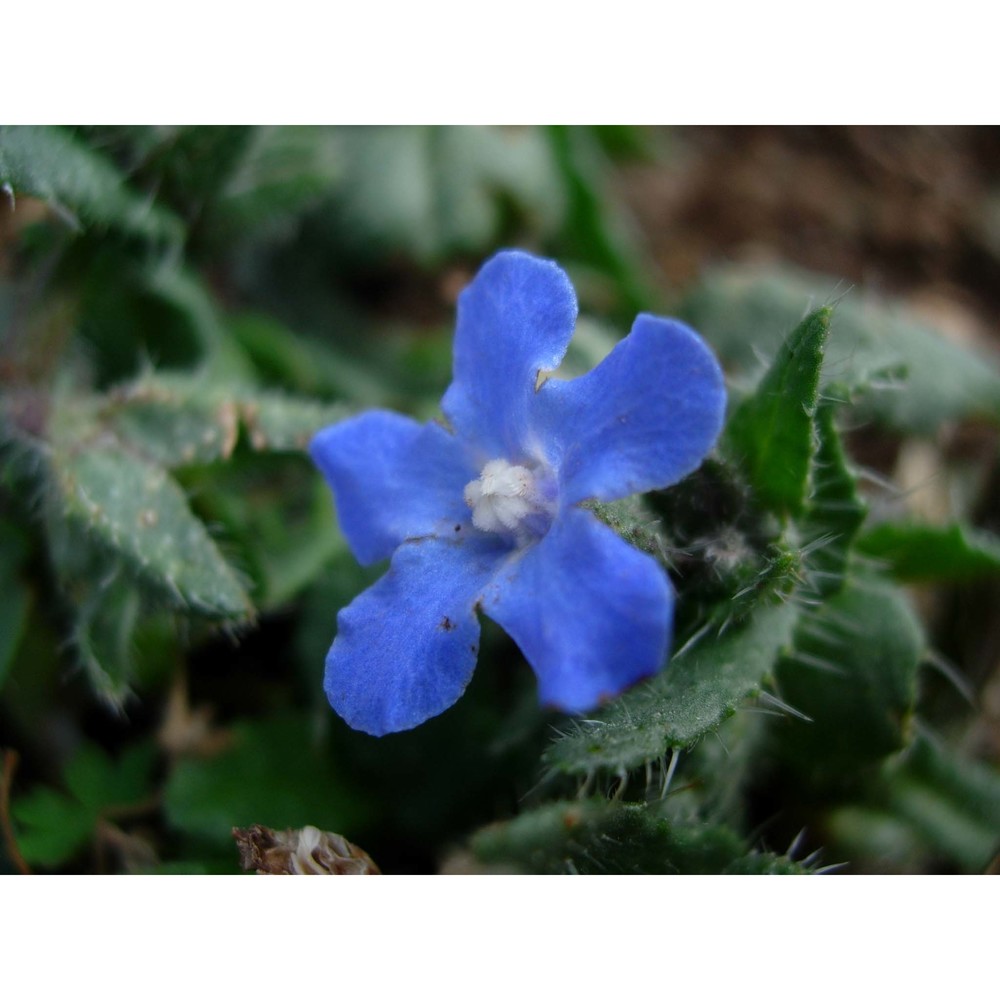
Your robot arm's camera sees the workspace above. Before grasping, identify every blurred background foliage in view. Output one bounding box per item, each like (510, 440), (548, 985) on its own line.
(2, 125), (999, 874)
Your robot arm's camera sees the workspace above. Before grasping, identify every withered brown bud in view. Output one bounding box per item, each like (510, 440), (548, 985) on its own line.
(233, 824), (381, 875)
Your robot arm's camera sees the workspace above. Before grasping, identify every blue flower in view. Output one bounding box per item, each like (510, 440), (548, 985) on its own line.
(310, 250), (726, 736)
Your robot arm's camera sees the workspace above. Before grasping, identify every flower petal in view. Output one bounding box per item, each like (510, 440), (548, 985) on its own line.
(310, 411), (475, 565)
(325, 534), (505, 735)
(441, 250), (578, 461)
(484, 507), (672, 712)
(537, 315), (726, 505)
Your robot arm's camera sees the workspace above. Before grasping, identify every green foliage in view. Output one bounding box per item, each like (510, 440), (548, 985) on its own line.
(10, 786), (96, 868)
(12, 743), (155, 868)
(885, 732), (1000, 872)
(324, 126), (566, 264)
(51, 445), (252, 620)
(163, 717), (369, 845)
(546, 126), (660, 317)
(775, 576), (923, 771)
(63, 555), (145, 701)
(799, 396), (867, 598)
(12, 364), (348, 700)
(857, 521), (1000, 582)
(584, 494), (669, 562)
(106, 377), (241, 468)
(468, 800), (811, 875)
(0, 125), (183, 243)
(544, 601), (798, 778)
(722, 853), (816, 875)
(140, 126), (256, 223)
(215, 126), (343, 232)
(98, 371), (348, 466)
(827, 732), (1000, 873)
(682, 263), (1000, 432)
(4, 126), (999, 875)
(724, 308), (831, 519)
(179, 456), (345, 610)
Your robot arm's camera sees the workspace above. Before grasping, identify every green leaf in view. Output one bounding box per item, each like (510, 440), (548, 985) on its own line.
(825, 806), (929, 873)
(11, 743), (156, 868)
(799, 397), (867, 598)
(180, 456), (344, 609)
(52, 445), (252, 620)
(43, 467), (185, 704)
(71, 256), (256, 386)
(101, 372), (349, 467)
(0, 125), (183, 243)
(543, 600), (798, 777)
(72, 563), (144, 703)
(327, 126), (566, 263)
(101, 375), (241, 468)
(11, 788), (94, 868)
(879, 731), (1000, 873)
(163, 716), (369, 845)
(644, 458), (799, 624)
(724, 308), (831, 519)
(722, 853), (816, 875)
(229, 312), (392, 406)
(584, 494), (669, 562)
(888, 784), (998, 873)
(239, 392), (349, 453)
(467, 799), (809, 875)
(142, 126), (255, 219)
(142, 265), (256, 380)
(835, 743), (1000, 875)
(547, 125), (659, 318)
(49, 370), (350, 627)
(469, 800), (748, 874)
(775, 576), (923, 770)
(63, 743), (156, 813)
(857, 521), (1000, 582)
(682, 263), (1000, 432)
(216, 126), (344, 232)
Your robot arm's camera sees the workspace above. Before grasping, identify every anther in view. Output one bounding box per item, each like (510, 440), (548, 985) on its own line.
(464, 459), (544, 534)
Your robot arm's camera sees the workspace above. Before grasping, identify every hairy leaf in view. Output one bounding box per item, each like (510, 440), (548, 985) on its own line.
(882, 731), (1000, 873)
(857, 521), (1000, 582)
(101, 372), (348, 467)
(683, 263), (1000, 432)
(102, 376), (241, 467)
(468, 799), (809, 875)
(799, 397), (867, 598)
(469, 800), (742, 874)
(52, 445), (252, 620)
(217, 126), (344, 231)
(327, 126), (565, 263)
(724, 308), (831, 519)
(544, 601), (798, 777)
(143, 126), (255, 219)
(775, 576), (923, 769)
(0, 125), (182, 243)
(240, 393), (349, 453)
(72, 562), (144, 703)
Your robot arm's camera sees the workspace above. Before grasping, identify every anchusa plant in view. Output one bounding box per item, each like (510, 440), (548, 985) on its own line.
(3, 126), (1000, 876)
(309, 251), (725, 735)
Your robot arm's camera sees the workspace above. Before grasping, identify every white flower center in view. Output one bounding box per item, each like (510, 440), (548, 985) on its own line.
(464, 458), (548, 534)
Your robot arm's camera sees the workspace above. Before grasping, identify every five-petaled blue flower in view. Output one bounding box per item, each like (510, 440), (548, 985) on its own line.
(310, 250), (726, 736)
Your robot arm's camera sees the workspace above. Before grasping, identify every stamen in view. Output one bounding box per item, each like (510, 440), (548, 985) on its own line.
(464, 458), (550, 535)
